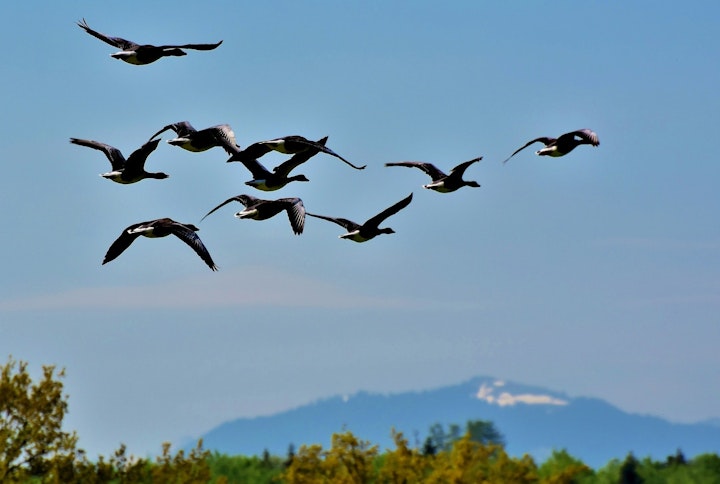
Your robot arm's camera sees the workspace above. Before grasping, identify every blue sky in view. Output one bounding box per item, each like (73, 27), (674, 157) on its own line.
(2, 1), (719, 457)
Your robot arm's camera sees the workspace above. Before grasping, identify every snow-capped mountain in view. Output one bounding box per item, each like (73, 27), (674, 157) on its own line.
(194, 377), (720, 468)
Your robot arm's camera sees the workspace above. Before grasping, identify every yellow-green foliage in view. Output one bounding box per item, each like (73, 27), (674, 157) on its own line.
(282, 429), (538, 484)
(0, 357), (210, 484)
(4, 356), (720, 484)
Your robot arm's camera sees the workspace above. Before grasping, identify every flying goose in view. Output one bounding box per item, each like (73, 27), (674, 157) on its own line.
(103, 218), (217, 271)
(307, 193), (413, 243)
(149, 121), (240, 155)
(201, 194), (306, 235)
(70, 138), (168, 184)
(234, 136), (329, 191)
(502, 129), (600, 163)
(385, 157), (482, 193)
(77, 18), (222, 65)
(228, 135), (366, 170)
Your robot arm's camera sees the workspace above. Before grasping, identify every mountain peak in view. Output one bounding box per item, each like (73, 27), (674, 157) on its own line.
(196, 376), (720, 468)
(474, 379), (569, 407)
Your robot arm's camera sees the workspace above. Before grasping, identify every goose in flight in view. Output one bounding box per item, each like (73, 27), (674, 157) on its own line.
(201, 195), (306, 235)
(149, 121), (240, 155)
(234, 136), (329, 191)
(103, 218), (217, 271)
(385, 157), (482, 193)
(70, 137), (168, 184)
(77, 18), (222, 65)
(228, 135), (365, 170)
(502, 129), (599, 163)
(307, 193), (413, 243)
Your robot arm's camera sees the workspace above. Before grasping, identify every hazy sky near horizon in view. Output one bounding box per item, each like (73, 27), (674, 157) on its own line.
(2, 1), (720, 457)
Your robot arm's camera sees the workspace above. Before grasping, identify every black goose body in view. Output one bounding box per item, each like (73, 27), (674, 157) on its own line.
(228, 135), (366, 170)
(149, 121), (240, 155)
(70, 137), (168, 184)
(503, 129), (600, 163)
(307, 193), (413, 243)
(77, 19), (222, 65)
(103, 218), (217, 270)
(385, 157), (482, 193)
(202, 194), (306, 235)
(232, 136), (329, 191)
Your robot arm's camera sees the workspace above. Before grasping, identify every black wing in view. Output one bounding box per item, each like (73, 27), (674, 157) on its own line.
(227, 142), (274, 163)
(502, 137), (555, 164)
(208, 124), (241, 155)
(560, 129), (600, 147)
(149, 121), (197, 140)
(294, 137), (366, 170)
(77, 18), (139, 50)
(306, 213), (361, 232)
(102, 223), (144, 265)
(156, 40), (223, 51)
(70, 138), (126, 170)
(273, 136), (328, 177)
(364, 193), (413, 228)
(201, 194), (258, 221)
(449, 157), (483, 176)
(125, 139), (161, 170)
(169, 223), (218, 271)
(231, 157), (273, 179)
(385, 161), (446, 181)
(277, 198), (306, 235)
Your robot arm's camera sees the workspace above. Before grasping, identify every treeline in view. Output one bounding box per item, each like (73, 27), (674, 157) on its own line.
(3, 357), (720, 483)
(206, 429), (720, 483)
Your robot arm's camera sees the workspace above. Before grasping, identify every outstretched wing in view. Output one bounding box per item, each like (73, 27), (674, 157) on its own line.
(125, 139), (161, 170)
(209, 124), (241, 155)
(449, 157), (483, 176)
(292, 137), (366, 170)
(70, 138), (126, 170)
(77, 18), (139, 50)
(385, 161), (446, 181)
(170, 224), (218, 271)
(148, 121), (196, 141)
(157, 40), (223, 51)
(102, 223), (144, 265)
(231, 156), (273, 179)
(561, 129), (600, 147)
(502, 137), (554, 164)
(278, 198), (306, 235)
(227, 142), (273, 163)
(273, 136), (328, 177)
(201, 194), (258, 221)
(364, 193), (413, 229)
(306, 213), (360, 232)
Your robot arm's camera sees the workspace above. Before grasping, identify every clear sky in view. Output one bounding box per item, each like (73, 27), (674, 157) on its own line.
(2, 1), (719, 457)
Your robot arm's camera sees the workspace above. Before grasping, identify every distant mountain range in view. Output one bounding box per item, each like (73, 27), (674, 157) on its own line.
(194, 377), (720, 468)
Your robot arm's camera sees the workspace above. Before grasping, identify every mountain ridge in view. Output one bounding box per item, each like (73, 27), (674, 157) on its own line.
(193, 376), (720, 468)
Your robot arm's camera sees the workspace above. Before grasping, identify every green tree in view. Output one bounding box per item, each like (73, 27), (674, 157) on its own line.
(619, 452), (643, 484)
(152, 440), (211, 483)
(0, 357), (79, 483)
(282, 431), (378, 484)
(425, 422), (465, 453)
(1, 356), (212, 483)
(424, 433), (538, 483)
(376, 430), (429, 483)
(466, 419), (505, 447)
(537, 448), (592, 483)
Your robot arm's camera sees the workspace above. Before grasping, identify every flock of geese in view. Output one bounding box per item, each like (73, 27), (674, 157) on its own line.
(71, 19), (601, 272)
